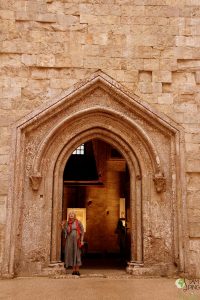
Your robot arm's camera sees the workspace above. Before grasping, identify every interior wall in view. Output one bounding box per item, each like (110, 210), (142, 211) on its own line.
(63, 140), (127, 254)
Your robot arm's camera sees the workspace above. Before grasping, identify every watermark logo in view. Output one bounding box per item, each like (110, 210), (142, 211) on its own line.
(175, 278), (200, 292)
(175, 278), (186, 289)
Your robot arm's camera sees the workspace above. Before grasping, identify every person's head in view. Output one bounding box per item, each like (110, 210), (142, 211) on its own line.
(117, 219), (123, 228)
(68, 211), (76, 221)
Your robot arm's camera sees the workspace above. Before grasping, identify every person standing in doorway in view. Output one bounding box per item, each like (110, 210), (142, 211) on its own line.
(61, 211), (84, 275)
(115, 219), (126, 264)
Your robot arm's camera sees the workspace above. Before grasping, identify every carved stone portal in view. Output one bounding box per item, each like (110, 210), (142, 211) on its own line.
(2, 71), (185, 277)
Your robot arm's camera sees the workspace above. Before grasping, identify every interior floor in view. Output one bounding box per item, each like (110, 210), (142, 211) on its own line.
(81, 253), (127, 270)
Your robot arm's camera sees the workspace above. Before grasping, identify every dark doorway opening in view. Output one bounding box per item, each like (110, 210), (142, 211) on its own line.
(61, 139), (131, 270)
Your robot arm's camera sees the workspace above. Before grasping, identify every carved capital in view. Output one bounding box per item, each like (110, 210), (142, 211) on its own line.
(153, 173), (166, 193)
(29, 173), (42, 191)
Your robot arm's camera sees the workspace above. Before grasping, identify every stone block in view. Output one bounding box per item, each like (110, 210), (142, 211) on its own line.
(0, 54), (21, 67)
(184, 112), (200, 123)
(186, 160), (200, 172)
(36, 54), (55, 68)
(124, 70), (138, 83)
(158, 93), (173, 104)
(138, 82), (162, 94)
(138, 82), (153, 94)
(177, 93), (195, 103)
(46, 1), (64, 13)
(80, 14), (120, 25)
(162, 83), (172, 93)
(15, 11), (32, 21)
(92, 33), (108, 46)
(49, 79), (71, 89)
(132, 46), (160, 59)
(80, 4), (121, 16)
(180, 6), (200, 18)
(167, 111), (185, 124)
(0, 113), (16, 126)
(139, 71), (152, 82)
(64, 4), (80, 16)
(178, 36), (200, 47)
(22, 54), (37, 67)
(143, 59), (159, 71)
(36, 13), (56, 23)
(152, 71), (172, 83)
(139, 93), (158, 104)
(0, 202), (6, 225)
(83, 45), (100, 56)
(27, 80), (49, 92)
(192, 133), (200, 143)
(187, 190), (200, 208)
(195, 71), (200, 84)
(0, 19), (15, 32)
(121, 5), (145, 17)
(2, 41), (18, 54)
(177, 59), (200, 71)
(56, 14), (79, 26)
(0, 98), (12, 110)
(189, 223), (200, 238)
(0, 10), (14, 20)
(24, 0), (46, 13)
(185, 0), (200, 5)
(185, 132), (200, 143)
(100, 45), (123, 58)
(174, 103), (198, 113)
(187, 173), (200, 191)
(172, 71), (196, 84)
(145, 6), (179, 17)
(160, 59), (178, 71)
(0, 179), (8, 194)
(132, 35), (158, 47)
(55, 55), (71, 68)
(188, 208), (200, 222)
(186, 17), (200, 26)
(31, 69), (47, 80)
(177, 83), (197, 95)
(0, 195), (7, 204)
(2, 86), (21, 98)
(152, 83), (162, 93)
(185, 143), (200, 156)
(0, 77), (11, 88)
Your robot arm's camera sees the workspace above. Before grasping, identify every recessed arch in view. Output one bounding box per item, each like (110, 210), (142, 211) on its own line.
(48, 127), (144, 264)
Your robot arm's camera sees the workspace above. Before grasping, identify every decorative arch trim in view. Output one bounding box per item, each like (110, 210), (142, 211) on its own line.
(30, 107), (165, 192)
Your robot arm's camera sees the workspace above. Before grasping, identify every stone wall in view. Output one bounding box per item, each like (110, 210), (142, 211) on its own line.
(0, 0), (200, 277)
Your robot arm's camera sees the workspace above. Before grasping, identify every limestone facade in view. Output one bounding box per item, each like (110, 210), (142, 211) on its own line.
(0, 0), (199, 277)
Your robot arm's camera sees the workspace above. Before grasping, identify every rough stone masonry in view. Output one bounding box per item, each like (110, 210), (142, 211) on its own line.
(0, 0), (200, 278)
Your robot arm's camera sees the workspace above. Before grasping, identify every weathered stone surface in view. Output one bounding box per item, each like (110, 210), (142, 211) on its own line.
(0, 71), (183, 278)
(0, 0), (199, 279)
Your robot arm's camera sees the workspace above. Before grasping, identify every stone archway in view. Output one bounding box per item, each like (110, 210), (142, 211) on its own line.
(2, 70), (186, 277)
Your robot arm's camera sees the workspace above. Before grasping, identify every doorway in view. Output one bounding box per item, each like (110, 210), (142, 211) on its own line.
(5, 71), (184, 277)
(61, 139), (131, 270)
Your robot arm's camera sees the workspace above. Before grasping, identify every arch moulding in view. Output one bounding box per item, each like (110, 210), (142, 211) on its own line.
(2, 70), (187, 277)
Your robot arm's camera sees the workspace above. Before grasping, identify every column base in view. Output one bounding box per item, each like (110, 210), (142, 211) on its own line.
(0, 272), (15, 279)
(41, 261), (66, 276)
(126, 261), (178, 277)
